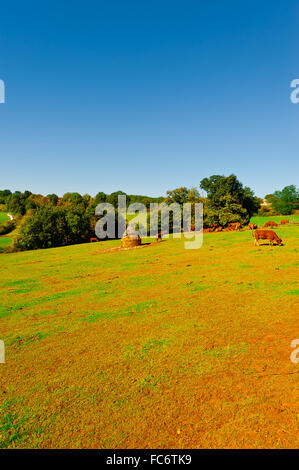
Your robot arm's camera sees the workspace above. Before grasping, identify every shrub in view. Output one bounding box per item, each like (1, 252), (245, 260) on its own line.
(15, 206), (92, 250)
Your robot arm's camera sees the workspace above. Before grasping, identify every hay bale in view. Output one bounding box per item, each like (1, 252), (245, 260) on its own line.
(120, 226), (141, 248)
(121, 235), (141, 248)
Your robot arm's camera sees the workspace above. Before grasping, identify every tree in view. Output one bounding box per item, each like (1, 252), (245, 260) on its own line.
(200, 174), (260, 226)
(62, 192), (83, 206)
(25, 193), (48, 211)
(165, 187), (189, 205)
(6, 191), (32, 215)
(106, 191), (126, 207)
(47, 194), (59, 206)
(94, 192), (107, 205)
(15, 206), (91, 250)
(270, 185), (299, 215)
(0, 189), (12, 204)
(82, 194), (92, 208)
(205, 193), (248, 226)
(187, 187), (201, 202)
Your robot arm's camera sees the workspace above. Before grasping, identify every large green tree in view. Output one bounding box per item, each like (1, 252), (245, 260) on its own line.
(269, 185), (299, 215)
(200, 174), (260, 226)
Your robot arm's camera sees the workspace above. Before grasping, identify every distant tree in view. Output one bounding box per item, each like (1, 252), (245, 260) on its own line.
(127, 194), (164, 209)
(270, 185), (299, 215)
(106, 191), (126, 207)
(162, 187), (202, 232)
(62, 192), (83, 206)
(16, 206), (91, 250)
(165, 187), (189, 205)
(82, 194), (92, 208)
(94, 192), (107, 205)
(0, 189), (12, 204)
(7, 191), (32, 215)
(200, 174), (260, 226)
(187, 187), (201, 202)
(25, 194), (48, 211)
(47, 194), (59, 206)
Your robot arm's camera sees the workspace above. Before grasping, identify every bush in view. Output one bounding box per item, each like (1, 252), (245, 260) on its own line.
(15, 206), (92, 250)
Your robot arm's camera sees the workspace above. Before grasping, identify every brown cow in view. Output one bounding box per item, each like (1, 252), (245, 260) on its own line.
(229, 222), (241, 231)
(253, 230), (283, 246)
(264, 221), (278, 228)
(280, 219), (289, 225)
(248, 223), (257, 230)
(208, 223), (218, 232)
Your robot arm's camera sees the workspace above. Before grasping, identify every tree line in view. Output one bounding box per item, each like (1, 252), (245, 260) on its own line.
(0, 176), (297, 251)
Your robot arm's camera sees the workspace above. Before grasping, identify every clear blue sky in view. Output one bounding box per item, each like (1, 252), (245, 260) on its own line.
(0, 0), (298, 198)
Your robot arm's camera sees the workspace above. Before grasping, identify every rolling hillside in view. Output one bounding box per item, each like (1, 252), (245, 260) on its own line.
(0, 223), (298, 448)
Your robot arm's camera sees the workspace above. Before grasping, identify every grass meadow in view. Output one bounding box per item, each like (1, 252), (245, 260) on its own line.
(0, 213), (12, 253)
(0, 221), (298, 448)
(0, 238), (12, 250)
(0, 212), (9, 224)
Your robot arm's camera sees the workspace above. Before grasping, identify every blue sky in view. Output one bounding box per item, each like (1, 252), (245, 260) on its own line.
(0, 0), (298, 198)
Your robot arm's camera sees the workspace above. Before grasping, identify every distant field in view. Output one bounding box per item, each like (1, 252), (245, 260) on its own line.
(0, 212), (9, 224)
(250, 215), (299, 226)
(0, 237), (12, 251)
(0, 213), (13, 251)
(0, 224), (298, 448)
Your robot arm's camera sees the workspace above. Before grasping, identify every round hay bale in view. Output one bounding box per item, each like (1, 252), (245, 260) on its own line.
(121, 235), (141, 248)
(120, 226), (141, 248)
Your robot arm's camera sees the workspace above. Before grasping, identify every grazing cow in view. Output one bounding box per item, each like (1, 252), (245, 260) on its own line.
(90, 237), (98, 243)
(228, 222), (241, 231)
(248, 223), (257, 230)
(280, 219), (289, 225)
(253, 229), (283, 246)
(264, 221), (278, 228)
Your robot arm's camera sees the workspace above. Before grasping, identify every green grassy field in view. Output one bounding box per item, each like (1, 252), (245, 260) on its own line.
(0, 237), (12, 250)
(0, 213), (13, 252)
(0, 221), (298, 448)
(0, 212), (9, 224)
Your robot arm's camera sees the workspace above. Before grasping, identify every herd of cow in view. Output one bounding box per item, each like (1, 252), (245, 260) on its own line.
(198, 219), (290, 247)
(196, 219), (290, 234)
(154, 219), (289, 246)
